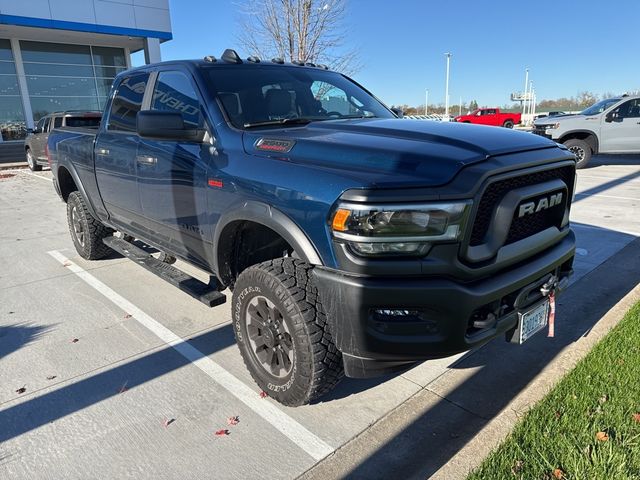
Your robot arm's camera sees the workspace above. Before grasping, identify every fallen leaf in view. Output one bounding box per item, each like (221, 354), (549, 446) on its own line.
(596, 431), (609, 442)
(632, 413), (640, 423)
(71, 338), (79, 343)
(554, 411), (562, 419)
(162, 418), (175, 428)
(15, 386), (26, 394)
(214, 429), (230, 436)
(259, 391), (268, 398)
(227, 416), (240, 426)
(598, 395), (608, 404)
(124, 314), (132, 319)
(511, 459), (524, 474)
(553, 468), (565, 479)
(46, 375), (57, 380)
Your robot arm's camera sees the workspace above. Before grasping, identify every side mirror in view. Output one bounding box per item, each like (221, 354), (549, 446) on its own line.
(604, 112), (619, 123)
(136, 111), (204, 141)
(390, 107), (404, 118)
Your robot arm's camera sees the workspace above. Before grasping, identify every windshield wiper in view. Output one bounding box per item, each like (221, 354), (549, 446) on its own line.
(243, 117), (327, 129)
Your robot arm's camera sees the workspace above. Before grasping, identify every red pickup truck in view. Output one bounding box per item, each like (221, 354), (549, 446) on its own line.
(454, 108), (521, 128)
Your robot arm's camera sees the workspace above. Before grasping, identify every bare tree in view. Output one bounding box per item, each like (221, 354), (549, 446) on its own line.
(237, 0), (360, 76)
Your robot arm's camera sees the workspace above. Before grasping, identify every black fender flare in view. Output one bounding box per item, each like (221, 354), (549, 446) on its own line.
(213, 201), (323, 279)
(57, 162), (101, 220)
(557, 130), (599, 153)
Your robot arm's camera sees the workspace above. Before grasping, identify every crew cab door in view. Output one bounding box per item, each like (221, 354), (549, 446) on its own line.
(136, 69), (213, 268)
(95, 72), (150, 229)
(600, 98), (640, 152)
(477, 109), (496, 125)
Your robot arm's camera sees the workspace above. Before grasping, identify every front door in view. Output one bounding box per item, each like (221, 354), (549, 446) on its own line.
(136, 69), (212, 268)
(600, 98), (640, 153)
(95, 72), (150, 231)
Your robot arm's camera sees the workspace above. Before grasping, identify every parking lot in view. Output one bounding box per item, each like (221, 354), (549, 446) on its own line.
(1, 154), (639, 479)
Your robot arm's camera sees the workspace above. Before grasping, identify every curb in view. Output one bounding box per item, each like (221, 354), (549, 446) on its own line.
(430, 274), (640, 479)
(0, 162), (28, 170)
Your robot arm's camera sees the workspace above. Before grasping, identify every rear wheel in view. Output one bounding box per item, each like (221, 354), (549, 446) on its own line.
(503, 120), (514, 128)
(67, 191), (113, 260)
(232, 258), (343, 406)
(564, 138), (592, 169)
(26, 148), (41, 171)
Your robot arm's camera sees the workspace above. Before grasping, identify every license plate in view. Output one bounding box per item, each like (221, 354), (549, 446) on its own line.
(517, 300), (550, 344)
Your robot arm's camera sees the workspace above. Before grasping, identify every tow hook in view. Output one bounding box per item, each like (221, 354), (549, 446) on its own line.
(540, 274), (570, 296)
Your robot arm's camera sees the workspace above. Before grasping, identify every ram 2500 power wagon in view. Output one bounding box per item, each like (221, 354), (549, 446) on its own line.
(533, 95), (640, 168)
(48, 49), (576, 407)
(454, 108), (522, 128)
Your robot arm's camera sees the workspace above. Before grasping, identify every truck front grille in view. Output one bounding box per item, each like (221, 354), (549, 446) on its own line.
(469, 165), (575, 247)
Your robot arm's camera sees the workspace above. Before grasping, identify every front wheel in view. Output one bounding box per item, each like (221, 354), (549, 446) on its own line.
(232, 258), (343, 406)
(26, 148), (42, 171)
(563, 138), (592, 169)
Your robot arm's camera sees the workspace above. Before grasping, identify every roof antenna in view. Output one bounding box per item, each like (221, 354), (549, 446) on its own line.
(221, 49), (242, 64)
(204, 55), (217, 63)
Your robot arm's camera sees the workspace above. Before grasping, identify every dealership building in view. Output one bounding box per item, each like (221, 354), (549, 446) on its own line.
(0, 0), (172, 141)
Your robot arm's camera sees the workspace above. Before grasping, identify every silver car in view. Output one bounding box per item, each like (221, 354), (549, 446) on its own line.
(25, 111), (101, 171)
(533, 95), (640, 168)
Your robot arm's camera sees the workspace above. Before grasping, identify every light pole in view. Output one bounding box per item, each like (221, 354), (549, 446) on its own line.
(425, 89), (429, 115)
(522, 68), (529, 117)
(459, 95), (462, 116)
(444, 53), (451, 121)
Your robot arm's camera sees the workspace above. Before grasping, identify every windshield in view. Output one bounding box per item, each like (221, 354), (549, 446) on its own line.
(581, 98), (621, 116)
(204, 65), (394, 129)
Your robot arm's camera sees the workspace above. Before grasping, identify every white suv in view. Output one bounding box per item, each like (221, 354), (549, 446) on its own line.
(533, 95), (640, 168)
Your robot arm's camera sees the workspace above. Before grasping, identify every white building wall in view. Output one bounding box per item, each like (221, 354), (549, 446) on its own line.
(0, 0), (171, 35)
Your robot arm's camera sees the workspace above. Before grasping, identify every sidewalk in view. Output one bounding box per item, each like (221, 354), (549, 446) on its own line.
(300, 237), (640, 480)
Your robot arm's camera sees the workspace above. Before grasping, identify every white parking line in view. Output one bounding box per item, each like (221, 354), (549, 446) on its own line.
(19, 170), (53, 182)
(575, 192), (639, 202)
(47, 249), (334, 461)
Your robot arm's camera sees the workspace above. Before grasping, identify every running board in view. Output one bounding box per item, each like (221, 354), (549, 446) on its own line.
(103, 236), (226, 307)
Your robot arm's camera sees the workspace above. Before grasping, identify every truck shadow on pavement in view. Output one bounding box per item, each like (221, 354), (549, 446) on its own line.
(587, 154), (640, 168)
(306, 235), (640, 479)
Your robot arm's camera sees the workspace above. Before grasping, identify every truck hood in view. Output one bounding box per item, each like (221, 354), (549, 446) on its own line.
(242, 118), (557, 187)
(534, 114), (586, 126)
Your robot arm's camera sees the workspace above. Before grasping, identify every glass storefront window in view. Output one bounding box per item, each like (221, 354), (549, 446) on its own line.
(0, 39), (26, 141)
(20, 40), (125, 121)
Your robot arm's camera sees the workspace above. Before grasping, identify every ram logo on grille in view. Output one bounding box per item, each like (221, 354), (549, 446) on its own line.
(518, 192), (563, 218)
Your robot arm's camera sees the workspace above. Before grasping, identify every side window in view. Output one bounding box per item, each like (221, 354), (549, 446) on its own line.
(54, 117), (62, 128)
(43, 117), (51, 132)
(108, 72), (149, 132)
(35, 117), (46, 132)
(616, 99), (640, 119)
(151, 71), (204, 129)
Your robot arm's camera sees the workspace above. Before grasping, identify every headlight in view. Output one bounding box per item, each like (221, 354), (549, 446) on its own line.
(546, 123), (560, 130)
(330, 202), (471, 257)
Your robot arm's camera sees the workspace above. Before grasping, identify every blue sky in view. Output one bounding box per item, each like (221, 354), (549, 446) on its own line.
(134, 0), (640, 107)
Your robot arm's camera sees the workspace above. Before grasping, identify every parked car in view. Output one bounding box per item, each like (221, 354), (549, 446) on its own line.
(48, 50), (576, 406)
(535, 111), (568, 120)
(533, 95), (640, 168)
(25, 111), (101, 171)
(454, 108), (522, 128)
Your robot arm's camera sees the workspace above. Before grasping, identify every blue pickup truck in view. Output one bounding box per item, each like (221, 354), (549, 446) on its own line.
(48, 49), (576, 406)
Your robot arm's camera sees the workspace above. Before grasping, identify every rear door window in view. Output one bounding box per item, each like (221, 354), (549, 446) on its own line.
(108, 72), (150, 132)
(53, 117), (63, 128)
(43, 117), (51, 132)
(66, 116), (101, 128)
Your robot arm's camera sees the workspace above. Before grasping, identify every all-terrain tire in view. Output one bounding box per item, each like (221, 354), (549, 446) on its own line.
(503, 119), (514, 128)
(26, 148), (42, 171)
(232, 258), (343, 406)
(67, 191), (113, 260)
(563, 138), (592, 169)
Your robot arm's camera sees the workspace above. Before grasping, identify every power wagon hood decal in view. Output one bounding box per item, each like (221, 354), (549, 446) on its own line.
(243, 118), (557, 187)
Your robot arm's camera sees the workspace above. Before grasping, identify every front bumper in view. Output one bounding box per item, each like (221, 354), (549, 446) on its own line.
(314, 232), (575, 378)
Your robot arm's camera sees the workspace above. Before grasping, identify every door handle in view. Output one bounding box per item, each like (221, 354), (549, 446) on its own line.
(96, 148), (110, 155)
(136, 155), (157, 166)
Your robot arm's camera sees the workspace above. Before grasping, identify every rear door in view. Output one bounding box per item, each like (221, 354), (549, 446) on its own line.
(136, 69), (212, 267)
(95, 72), (150, 230)
(33, 116), (52, 160)
(600, 99), (640, 152)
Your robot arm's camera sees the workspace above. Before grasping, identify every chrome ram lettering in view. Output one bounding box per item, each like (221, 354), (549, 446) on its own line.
(518, 192), (563, 218)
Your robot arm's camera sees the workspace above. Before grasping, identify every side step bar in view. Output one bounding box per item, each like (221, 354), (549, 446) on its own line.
(103, 236), (226, 307)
